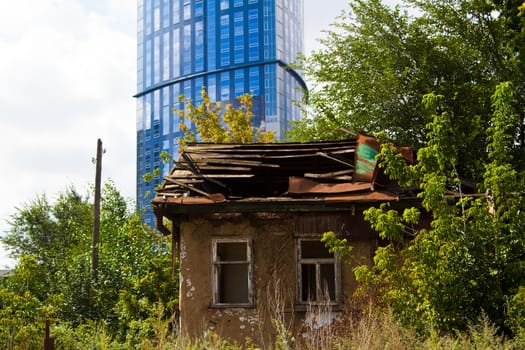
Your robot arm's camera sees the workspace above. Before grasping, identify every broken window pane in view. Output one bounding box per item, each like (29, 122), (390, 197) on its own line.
(213, 239), (253, 306)
(301, 240), (333, 259)
(298, 239), (338, 303)
(320, 263), (335, 301)
(219, 263), (249, 303)
(301, 263), (316, 301)
(217, 242), (247, 261)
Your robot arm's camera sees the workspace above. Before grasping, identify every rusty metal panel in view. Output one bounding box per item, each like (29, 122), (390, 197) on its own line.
(354, 133), (381, 183)
(322, 191), (399, 202)
(287, 176), (372, 195)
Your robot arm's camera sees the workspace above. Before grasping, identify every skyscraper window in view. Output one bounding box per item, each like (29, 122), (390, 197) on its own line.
(220, 14), (230, 66)
(234, 69), (244, 97)
(195, 0), (203, 17)
(234, 11), (244, 64)
(195, 21), (204, 72)
(172, 28), (180, 78)
(183, 24), (192, 74)
(183, 0), (191, 20)
(248, 9), (259, 61)
(221, 72), (230, 101)
(173, 0), (180, 24)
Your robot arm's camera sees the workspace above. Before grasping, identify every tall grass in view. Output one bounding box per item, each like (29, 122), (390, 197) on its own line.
(45, 306), (523, 350)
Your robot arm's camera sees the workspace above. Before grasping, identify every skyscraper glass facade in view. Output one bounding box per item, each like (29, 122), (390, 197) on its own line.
(136, 0), (306, 225)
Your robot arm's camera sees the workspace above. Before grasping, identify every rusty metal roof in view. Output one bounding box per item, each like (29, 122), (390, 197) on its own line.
(152, 137), (415, 208)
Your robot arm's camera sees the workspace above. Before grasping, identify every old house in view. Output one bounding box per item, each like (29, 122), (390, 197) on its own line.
(152, 134), (416, 345)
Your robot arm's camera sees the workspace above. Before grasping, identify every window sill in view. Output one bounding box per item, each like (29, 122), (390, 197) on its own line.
(294, 303), (341, 312)
(209, 303), (256, 309)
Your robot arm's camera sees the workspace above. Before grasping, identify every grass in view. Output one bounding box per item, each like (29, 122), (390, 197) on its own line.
(43, 306), (524, 350)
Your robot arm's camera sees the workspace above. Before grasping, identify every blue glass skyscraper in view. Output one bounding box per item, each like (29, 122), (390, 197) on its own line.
(136, 0), (306, 225)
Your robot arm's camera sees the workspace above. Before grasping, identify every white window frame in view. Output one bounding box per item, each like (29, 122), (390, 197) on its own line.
(296, 238), (341, 306)
(211, 238), (254, 307)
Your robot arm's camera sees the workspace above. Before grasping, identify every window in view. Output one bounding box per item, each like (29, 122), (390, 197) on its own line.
(195, 21), (204, 72)
(172, 0), (180, 24)
(220, 72), (230, 101)
(153, 35), (160, 83)
(183, 24), (192, 74)
(220, 14), (230, 66)
(172, 28), (180, 78)
(153, 0), (160, 31)
(183, 0), (191, 20)
(249, 66), (259, 94)
(297, 239), (339, 304)
(234, 69), (244, 96)
(212, 239), (253, 306)
(162, 0), (170, 28)
(195, 0), (203, 17)
(162, 32), (170, 81)
(233, 11), (244, 64)
(208, 74), (217, 101)
(248, 9), (259, 61)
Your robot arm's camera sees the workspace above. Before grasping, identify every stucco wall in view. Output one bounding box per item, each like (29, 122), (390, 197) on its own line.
(178, 211), (377, 346)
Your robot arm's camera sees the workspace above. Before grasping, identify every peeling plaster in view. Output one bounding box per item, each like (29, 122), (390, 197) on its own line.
(179, 237), (187, 260)
(239, 315), (259, 326)
(185, 278), (195, 298)
(304, 311), (338, 330)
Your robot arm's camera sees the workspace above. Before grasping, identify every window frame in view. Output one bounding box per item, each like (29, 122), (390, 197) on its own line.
(211, 238), (254, 308)
(296, 238), (341, 306)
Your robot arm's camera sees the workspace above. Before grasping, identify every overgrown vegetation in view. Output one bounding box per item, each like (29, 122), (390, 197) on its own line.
(0, 182), (178, 349)
(178, 88), (275, 148)
(3, 304), (524, 349)
(290, 0), (525, 181)
(322, 82), (525, 338)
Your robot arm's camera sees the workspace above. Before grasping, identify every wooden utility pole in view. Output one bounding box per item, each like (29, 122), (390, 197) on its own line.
(43, 320), (55, 350)
(92, 138), (103, 281)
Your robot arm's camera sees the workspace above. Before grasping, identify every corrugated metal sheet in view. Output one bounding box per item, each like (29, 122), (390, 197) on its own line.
(288, 176), (372, 195)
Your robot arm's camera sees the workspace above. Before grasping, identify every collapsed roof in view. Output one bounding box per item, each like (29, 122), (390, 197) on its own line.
(152, 134), (416, 234)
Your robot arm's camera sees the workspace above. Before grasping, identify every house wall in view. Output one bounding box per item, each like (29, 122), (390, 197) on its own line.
(178, 210), (378, 346)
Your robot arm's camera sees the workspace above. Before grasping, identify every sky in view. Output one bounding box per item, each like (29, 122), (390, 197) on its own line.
(0, 0), (400, 268)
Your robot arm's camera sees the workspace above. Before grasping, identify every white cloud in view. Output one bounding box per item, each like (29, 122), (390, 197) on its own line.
(0, 0), (401, 268)
(0, 1), (136, 267)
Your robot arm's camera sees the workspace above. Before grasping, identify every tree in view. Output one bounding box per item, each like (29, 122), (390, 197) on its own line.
(324, 82), (525, 334)
(293, 0), (525, 180)
(1, 182), (177, 341)
(178, 88), (275, 148)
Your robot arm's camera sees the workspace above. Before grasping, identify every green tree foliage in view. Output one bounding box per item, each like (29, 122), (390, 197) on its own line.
(178, 88), (275, 149)
(325, 82), (525, 334)
(0, 182), (177, 346)
(293, 0), (525, 180)
(143, 89), (276, 198)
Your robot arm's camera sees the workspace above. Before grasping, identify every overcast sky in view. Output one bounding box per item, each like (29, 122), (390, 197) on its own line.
(0, 0), (401, 268)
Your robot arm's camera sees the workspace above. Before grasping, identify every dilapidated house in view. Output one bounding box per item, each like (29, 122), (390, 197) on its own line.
(152, 134), (416, 345)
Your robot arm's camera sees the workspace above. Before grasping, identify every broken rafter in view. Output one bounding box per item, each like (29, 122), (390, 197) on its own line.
(185, 164), (252, 172)
(303, 169), (354, 179)
(163, 177), (213, 198)
(201, 158), (280, 168)
(316, 152), (354, 168)
(180, 152), (229, 189)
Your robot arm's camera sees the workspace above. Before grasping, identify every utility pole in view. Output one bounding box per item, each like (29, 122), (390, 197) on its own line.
(92, 138), (103, 281)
